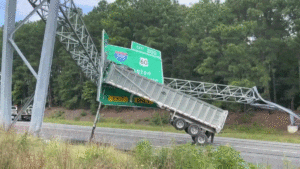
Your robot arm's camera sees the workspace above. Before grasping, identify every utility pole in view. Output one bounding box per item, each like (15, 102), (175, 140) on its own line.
(29, 0), (60, 136)
(1, 0), (17, 130)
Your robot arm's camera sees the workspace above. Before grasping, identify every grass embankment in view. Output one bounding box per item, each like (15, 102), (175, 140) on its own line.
(0, 130), (271, 169)
(44, 111), (300, 144)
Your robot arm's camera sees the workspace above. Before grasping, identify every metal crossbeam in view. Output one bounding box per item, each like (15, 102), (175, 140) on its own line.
(164, 77), (259, 104)
(28, 0), (101, 84)
(164, 77), (300, 125)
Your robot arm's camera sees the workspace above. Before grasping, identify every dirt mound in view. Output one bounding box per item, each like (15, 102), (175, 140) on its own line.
(44, 107), (168, 124)
(226, 110), (294, 130)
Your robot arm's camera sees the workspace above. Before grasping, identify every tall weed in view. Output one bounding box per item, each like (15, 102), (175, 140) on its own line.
(0, 129), (135, 169)
(0, 129), (270, 169)
(134, 140), (261, 169)
(150, 112), (169, 126)
(50, 110), (65, 119)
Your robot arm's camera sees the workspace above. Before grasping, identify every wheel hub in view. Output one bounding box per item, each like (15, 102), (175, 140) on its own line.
(197, 136), (205, 144)
(176, 121), (184, 128)
(191, 126), (198, 135)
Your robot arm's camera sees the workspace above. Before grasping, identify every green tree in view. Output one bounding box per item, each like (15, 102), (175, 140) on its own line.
(82, 81), (98, 113)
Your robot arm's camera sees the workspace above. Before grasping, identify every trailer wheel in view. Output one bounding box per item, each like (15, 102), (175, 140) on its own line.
(173, 118), (187, 130)
(188, 124), (201, 136)
(194, 133), (208, 145)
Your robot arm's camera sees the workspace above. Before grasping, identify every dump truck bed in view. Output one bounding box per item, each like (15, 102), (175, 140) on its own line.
(104, 64), (228, 133)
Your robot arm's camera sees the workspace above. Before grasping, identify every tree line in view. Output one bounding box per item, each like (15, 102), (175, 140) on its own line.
(1, 0), (300, 112)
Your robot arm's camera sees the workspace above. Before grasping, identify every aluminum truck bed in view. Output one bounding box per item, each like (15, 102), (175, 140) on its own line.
(104, 64), (228, 134)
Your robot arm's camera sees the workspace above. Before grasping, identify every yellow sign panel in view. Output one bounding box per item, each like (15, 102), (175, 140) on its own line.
(134, 98), (153, 104)
(107, 95), (153, 105)
(108, 96), (128, 102)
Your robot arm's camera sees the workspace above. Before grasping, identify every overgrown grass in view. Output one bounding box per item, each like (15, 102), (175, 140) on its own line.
(0, 130), (275, 169)
(0, 129), (136, 168)
(43, 117), (300, 144)
(49, 110), (65, 120)
(150, 112), (170, 126)
(134, 140), (271, 169)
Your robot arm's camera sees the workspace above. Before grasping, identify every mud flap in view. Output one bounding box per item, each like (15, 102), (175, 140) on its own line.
(211, 133), (215, 143)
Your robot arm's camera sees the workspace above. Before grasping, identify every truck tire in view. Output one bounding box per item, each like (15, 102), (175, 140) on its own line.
(173, 118), (187, 130)
(194, 133), (208, 145)
(188, 124), (201, 136)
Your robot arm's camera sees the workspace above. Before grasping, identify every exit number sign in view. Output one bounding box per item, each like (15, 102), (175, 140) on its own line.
(131, 41), (161, 59)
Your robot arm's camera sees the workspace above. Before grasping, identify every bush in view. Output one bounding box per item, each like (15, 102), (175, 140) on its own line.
(143, 117), (150, 122)
(213, 145), (246, 168)
(150, 112), (169, 126)
(90, 103), (97, 115)
(74, 117), (80, 121)
(134, 140), (259, 169)
(101, 117), (127, 124)
(241, 112), (254, 124)
(81, 111), (87, 117)
(134, 119), (142, 124)
(50, 111), (65, 119)
(134, 140), (153, 166)
(115, 106), (123, 113)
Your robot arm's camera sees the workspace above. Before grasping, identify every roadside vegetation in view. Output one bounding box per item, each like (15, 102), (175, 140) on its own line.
(0, 129), (275, 169)
(44, 110), (300, 144)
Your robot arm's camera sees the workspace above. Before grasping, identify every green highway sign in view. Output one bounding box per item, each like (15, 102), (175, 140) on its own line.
(131, 41), (161, 58)
(99, 39), (163, 107)
(100, 83), (158, 108)
(105, 44), (164, 83)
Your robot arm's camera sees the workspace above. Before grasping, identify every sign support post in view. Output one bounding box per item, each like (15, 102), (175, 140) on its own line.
(90, 30), (108, 142)
(0, 0), (17, 130)
(29, 0), (60, 136)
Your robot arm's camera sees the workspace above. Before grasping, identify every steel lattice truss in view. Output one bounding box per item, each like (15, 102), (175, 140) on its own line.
(164, 77), (300, 125)
(28, 0), (101, 84)
(164, 77), (259, 104)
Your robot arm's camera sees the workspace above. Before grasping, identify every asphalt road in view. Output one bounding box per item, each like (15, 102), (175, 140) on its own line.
(14, 122), (300, 169)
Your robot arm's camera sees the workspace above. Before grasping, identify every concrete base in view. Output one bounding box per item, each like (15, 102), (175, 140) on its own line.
(287, 125), (298, 133)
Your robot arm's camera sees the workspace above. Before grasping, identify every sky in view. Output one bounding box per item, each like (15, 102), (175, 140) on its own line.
(0, 0), (210, 26)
